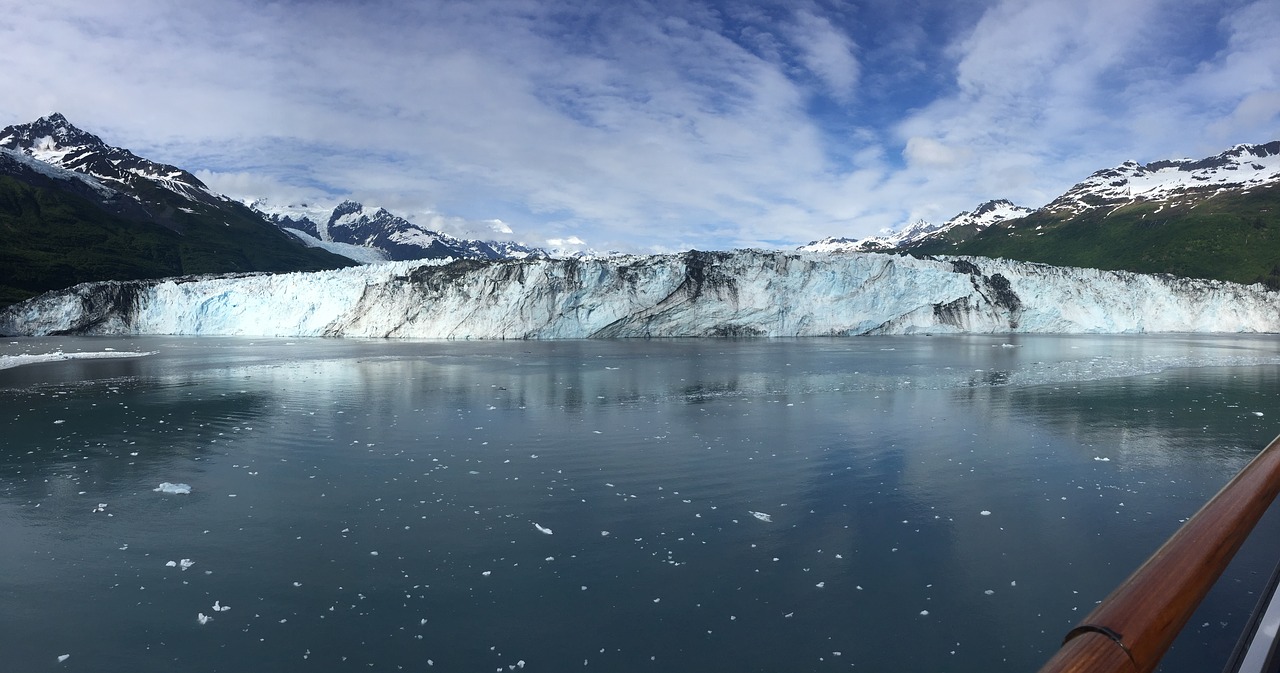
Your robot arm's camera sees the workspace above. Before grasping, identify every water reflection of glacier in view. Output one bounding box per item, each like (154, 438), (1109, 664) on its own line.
(1, 335), (1278, 673)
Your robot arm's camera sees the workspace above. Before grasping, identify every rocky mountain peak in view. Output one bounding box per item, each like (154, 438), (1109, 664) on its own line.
(0, 112), (106, 151)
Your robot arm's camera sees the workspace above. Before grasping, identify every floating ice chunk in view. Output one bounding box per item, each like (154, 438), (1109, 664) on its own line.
(1254, 412), (1265, 417)
(979, 510), (991, 516)
(784, 612), (794, 618)
(749, 511), (772, 522)
(58, 654), (70, 663)
(482, 571), (492, 577)
(154, 482), (191, 494)
(54, 420), (65, 424)
(197, 612), (212, 625)
(180, 559), (194, 570)
(212, 601), (230, 612)
(815, 582), (825, 588)
(92, 503), (108, 513)
(293, 581), (302, 587)
(533, 523), (553, 535)
(166, 561), (177, 567)
(600, 530), (610, 537)
(1093, 457), (1111, 462)
(920, 610), (929, 616)
(984, 589), (995, 595)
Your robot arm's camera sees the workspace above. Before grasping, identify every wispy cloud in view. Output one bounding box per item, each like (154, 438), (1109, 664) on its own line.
(0, 0), (1276, 251)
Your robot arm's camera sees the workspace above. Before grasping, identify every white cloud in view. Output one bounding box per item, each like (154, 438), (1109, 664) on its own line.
(0, 0), (1276, 253)
(786, 9), (860, 100)
(902, 137), (970, 169)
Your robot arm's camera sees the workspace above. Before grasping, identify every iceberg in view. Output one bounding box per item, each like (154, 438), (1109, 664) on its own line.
(2, 251), (1278, 338)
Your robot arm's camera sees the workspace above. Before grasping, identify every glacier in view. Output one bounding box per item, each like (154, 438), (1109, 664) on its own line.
(1, 250), (1277, 338)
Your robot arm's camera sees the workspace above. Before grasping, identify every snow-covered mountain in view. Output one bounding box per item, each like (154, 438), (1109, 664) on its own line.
(800, 200), (1034, 253)
(0, 113), (550, 268)
(1043, 141), (1280, 215)
(252, 199), (549, 263)
(4, 250), (1276, 338)
(0, 113), (217, 206)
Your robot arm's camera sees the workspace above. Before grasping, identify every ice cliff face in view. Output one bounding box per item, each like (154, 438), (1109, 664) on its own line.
(2, 250), (1277, 338)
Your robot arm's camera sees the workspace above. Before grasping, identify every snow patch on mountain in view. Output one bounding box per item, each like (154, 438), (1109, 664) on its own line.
(800, 200), (1033, 253)
(0, 113), (215, 204)
(251, 198), (549, 264)
(0, 147), (116, 197)
(281, 228), (389, 264)
(4, 251), (1276, 339)
(1045, 142), (1280, 215)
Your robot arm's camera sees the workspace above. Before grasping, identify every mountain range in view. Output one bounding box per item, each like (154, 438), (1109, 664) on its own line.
(2, 111), (1279, 311)
(0, 114), (551, 306)
(809, 142), (1280, 288)
(251, 198), (548, 263)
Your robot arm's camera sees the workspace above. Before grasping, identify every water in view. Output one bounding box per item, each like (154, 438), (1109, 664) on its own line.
(3, 335), (1280, 672)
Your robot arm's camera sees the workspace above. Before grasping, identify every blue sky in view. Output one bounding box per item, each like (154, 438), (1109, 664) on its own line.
(1, 0), (1277, 253)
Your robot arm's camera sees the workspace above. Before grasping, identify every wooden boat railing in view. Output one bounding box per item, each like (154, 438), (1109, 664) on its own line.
(1037, 434), (1280, 673)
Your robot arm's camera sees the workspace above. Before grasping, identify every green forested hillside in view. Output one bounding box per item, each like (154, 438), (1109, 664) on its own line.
(0, 175), (352, 307)
(911, 183), (1280, 288)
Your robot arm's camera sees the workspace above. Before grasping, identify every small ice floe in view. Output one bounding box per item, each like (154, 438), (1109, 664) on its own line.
(1253, 412), (1265, 417)
(92, 503), (108, 513)
(919, 610), (929, 616)
(600, 531), (610, 537)
(984, 589), (995, 595)
(54, 419), (66, 425)
(58, 654), (70, 663)
(815, 582), (825, 588)
(748, 511), (772, 523)
(533, 523), (553, 535)
(784, 612), (794, 618)
(482, 571), (492, 577)
(197, 612), (212, 625)
(979, 510), (992, 516)
(154, 482), (191, 495)
(1093, 457), (1111, 462)
(212, 600), (230, 612)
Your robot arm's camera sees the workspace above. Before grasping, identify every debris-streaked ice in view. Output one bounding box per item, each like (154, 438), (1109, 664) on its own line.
(749, 511), (772, 522)
(8, 251), (1280, 338)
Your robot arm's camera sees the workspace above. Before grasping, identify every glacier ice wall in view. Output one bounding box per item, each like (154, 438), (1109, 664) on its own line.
(2, 250), (1278, 338)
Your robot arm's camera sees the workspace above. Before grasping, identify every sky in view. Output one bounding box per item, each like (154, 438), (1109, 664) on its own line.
(0, 0), (1277, 253)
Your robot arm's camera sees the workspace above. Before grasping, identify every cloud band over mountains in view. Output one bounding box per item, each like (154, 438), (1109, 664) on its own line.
(1, 0), (1276, 253)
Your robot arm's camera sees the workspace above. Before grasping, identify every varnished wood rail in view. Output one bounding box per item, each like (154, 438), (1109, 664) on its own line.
(1037, 434), (1280, 673)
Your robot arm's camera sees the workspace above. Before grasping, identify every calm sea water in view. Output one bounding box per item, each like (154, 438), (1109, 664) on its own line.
(3, 335), (1280, 673)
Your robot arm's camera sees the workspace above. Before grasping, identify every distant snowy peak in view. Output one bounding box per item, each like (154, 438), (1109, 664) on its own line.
(799, 200), (1032, 253)
(947, 199), (1035, 231)
(251, 198), (549, 263)
(1045, 141), (1280, 215)
(0, 113), (213, 203)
